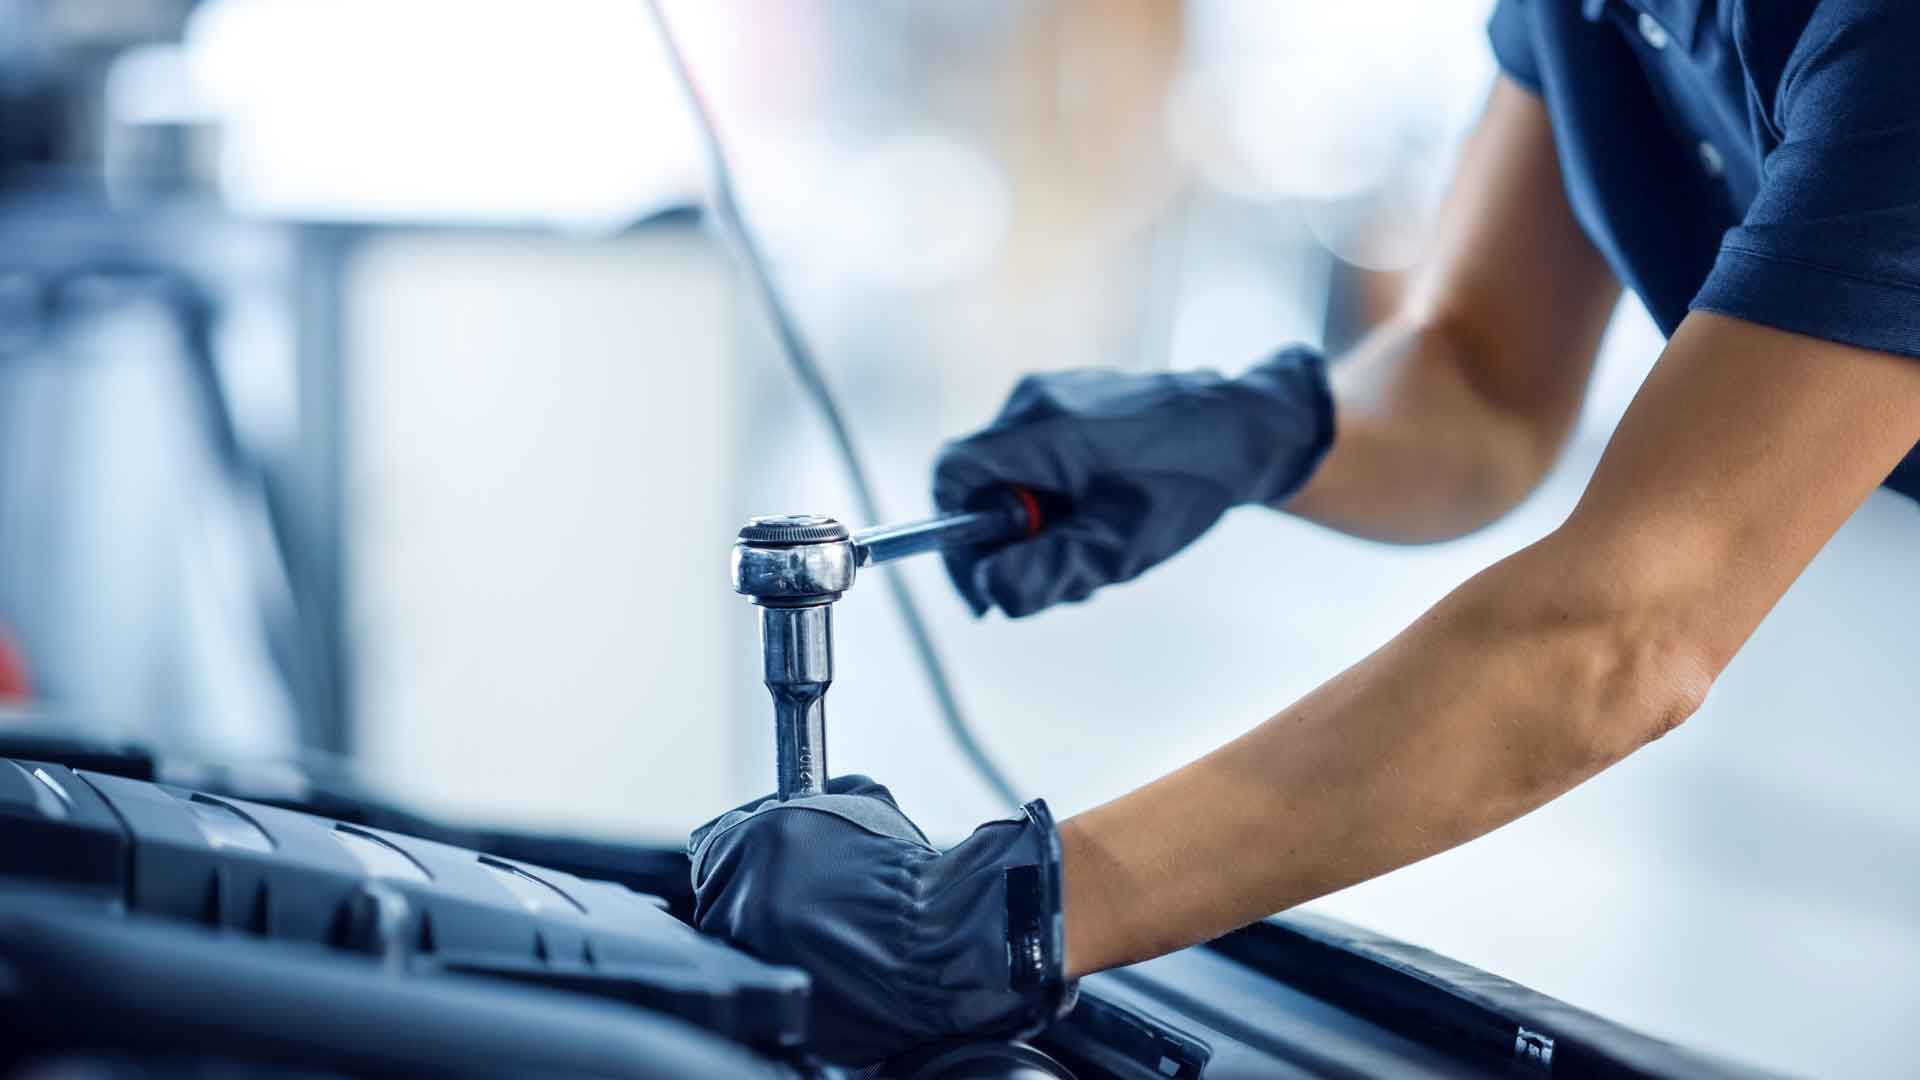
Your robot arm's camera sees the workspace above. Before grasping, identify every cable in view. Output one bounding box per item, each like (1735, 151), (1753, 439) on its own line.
(642, 1), (1022, 809)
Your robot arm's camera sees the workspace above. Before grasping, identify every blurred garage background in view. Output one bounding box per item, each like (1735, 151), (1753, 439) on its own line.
(0, 1), (1915, 1074)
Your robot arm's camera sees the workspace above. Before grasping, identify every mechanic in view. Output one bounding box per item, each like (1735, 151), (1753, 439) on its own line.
(690, 1), (1920, 1065)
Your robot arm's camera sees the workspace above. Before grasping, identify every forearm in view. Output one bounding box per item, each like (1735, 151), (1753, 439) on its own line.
(1060, 311), (1920, 977)
(1056, 530), (1705, 975)
(1283, 316), (1565, 542)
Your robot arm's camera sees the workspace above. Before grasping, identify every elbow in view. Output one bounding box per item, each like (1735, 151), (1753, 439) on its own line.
(1569, 623), (1715, 769)
(1360, 442), (1560, 547)
(1490, 538), (1727, 781)
(1423, 445), (1559, 542)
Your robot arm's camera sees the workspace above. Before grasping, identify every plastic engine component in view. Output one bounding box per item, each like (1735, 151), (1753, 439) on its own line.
(0, 888), (802, 1078)
(0, 757), (810, 1054)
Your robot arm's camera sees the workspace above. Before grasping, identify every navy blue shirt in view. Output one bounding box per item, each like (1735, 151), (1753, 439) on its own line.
(1487, 0), (1920, 498)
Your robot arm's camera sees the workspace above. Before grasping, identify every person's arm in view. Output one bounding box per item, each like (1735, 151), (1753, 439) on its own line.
(1286, 78), (1621, 541)
(1060, 309), (1920, 974)
(931, 79), (1616, 617)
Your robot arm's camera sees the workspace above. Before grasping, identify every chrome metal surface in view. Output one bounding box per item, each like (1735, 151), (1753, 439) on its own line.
(731, 506), (1027, 800)
(851, 507), (1024, 568)
(731, 532), (857, 602)
(736, 514), (850, 546)
(761, 604), (832, 799)
(733, 518), (854, 800)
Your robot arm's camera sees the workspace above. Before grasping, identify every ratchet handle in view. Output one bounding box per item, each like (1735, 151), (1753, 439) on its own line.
(851, 486), (1059, 567)
(978, 484), (1050, 542)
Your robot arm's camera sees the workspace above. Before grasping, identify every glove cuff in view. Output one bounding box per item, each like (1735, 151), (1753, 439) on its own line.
(1006, 798), (1080, 1036)
(1231, 344), (1337, 506)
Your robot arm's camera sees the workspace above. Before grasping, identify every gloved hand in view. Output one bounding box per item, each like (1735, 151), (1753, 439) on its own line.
(688, 776), (1075, 1066)
(933, 345), (1334, 617)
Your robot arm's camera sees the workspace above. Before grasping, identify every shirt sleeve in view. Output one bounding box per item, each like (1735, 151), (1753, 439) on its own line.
(1486, 0), (1543, 94)
(1691, 4), (1920, 359)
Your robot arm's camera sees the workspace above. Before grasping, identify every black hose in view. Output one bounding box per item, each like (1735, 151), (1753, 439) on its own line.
(642, 1), (1022, 809)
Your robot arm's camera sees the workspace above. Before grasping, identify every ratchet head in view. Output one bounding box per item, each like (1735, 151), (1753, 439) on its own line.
(731, 515), (858, 606)
(732, 515), (851, 800)
(729, 497), (1051, 801)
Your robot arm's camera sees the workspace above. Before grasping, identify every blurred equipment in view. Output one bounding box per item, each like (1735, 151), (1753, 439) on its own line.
(0, 1), (338, 757)
(0, 625), (28, 702)
(731, 494), (1043, 801)
(0, 224), (307, 756)
(643, 0), (1025, 807)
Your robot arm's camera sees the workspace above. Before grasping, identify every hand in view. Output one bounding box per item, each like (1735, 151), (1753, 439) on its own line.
(687, 776), (1075, 1066)
(932, 346), (1334, 617)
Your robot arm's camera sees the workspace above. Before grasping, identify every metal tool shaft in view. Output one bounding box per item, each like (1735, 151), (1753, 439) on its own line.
(852, 506), (1028, 567)
(761, 604), (832, 798)
(732, 496), (1040, 800)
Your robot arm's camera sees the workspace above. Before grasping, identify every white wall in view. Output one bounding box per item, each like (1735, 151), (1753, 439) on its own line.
(346, 225), (756, 838)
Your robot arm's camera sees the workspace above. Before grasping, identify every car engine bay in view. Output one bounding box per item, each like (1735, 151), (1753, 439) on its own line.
(0, 734), (1767, 1078)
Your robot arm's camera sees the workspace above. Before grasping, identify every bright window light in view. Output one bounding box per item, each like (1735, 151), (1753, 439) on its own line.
(182, 0), (706, 230)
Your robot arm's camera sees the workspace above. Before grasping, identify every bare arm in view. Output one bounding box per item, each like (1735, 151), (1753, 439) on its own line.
(1287, 79), (1621, 541)
(1060, 310), (1920, 975)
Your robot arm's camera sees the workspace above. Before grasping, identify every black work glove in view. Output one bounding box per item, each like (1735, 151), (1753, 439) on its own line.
(933, 346), (1334, 617)
(688, 776), (1075, 1066)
